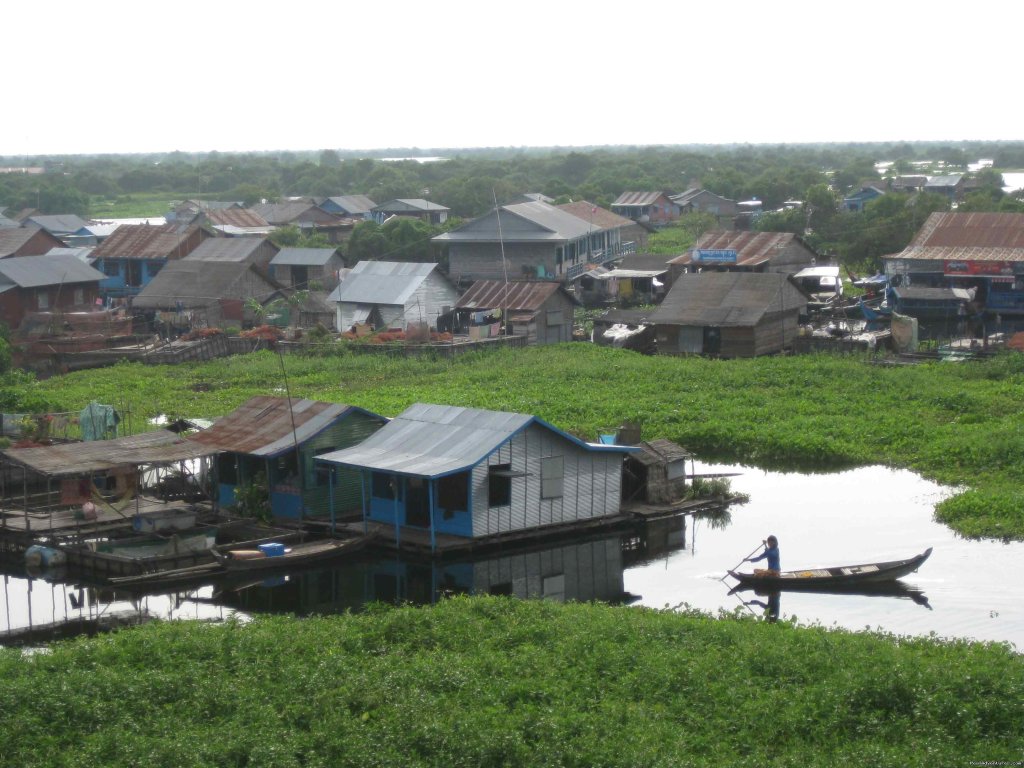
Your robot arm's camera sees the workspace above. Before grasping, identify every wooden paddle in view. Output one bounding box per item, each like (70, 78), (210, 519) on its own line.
(721, 541), (766, 580)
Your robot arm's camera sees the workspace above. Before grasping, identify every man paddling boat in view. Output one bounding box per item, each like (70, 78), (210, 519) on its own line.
(746, 535), (780, 577)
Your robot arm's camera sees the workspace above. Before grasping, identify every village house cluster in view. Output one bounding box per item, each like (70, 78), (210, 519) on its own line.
(2, 173), (1023, 371)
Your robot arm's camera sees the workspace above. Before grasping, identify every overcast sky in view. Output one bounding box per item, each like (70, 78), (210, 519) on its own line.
(3, 0), (1019, 156)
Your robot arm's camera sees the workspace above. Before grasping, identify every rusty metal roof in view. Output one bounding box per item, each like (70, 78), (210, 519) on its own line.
(456, 280), (577, 311)
(669, 230), (800, 268)
(612, 191), (669, 208)
(2, 430), (217, 477)
(629, 439), (692, 467)
(556, 201), (635, 230)
(206, 208), (270, 228)
(187, 396), (377, 458)
(91, 223), (201, 260)
(891, 212), (1024, 262)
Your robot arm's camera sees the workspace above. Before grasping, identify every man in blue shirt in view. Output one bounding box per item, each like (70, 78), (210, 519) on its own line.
(747, 535), (780, 576)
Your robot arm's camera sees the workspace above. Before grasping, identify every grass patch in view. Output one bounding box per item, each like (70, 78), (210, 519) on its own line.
(21, 344), (1024, 540)
(88, 193), (174, 219)
(0, 598), (1020, 767)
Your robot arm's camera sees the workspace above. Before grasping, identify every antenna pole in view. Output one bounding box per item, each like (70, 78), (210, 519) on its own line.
(278, 349), (304, 519)
(494, 189), (509, 337)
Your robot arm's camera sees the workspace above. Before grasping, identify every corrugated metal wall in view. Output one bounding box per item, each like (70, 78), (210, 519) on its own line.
(301, 412), (387, 518)
(470, 423), (623, 537)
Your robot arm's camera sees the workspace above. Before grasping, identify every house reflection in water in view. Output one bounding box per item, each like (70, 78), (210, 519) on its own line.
(222, 531), (669, 615)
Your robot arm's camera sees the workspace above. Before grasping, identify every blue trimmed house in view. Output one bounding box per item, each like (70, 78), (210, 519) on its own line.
(188, 396), (387, 521)
(90, 223), (209, 300)
(316, 403), (639, 551)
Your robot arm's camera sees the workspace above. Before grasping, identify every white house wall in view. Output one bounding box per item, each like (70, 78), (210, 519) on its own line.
(405, 273), (458, 329)
(470, 423), (623, 537)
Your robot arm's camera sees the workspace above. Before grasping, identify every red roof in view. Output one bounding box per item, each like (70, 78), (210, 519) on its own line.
(896, 212), (1024, 261)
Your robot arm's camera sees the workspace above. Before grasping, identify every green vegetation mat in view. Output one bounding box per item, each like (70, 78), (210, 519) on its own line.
(21, 344), (1024, 540)
(1, 598), (1020, 767)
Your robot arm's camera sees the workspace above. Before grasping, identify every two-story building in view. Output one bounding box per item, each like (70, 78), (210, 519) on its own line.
(434, 201), (632, 284)
(611, 191), (680, 227)
(90, 223), (209, 300)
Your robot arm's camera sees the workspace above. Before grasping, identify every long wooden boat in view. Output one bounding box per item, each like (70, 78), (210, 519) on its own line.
(211, 536), (368, 573)
(728, 547), (932, 587)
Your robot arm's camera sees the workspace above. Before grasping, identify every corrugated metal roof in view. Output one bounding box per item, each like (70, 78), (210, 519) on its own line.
(891, 212), (1024, 262)
(25, 214), (90, 234)
(669, 230), (799, 268)
(184, 237), (272, 263)
(329, 260), (440, 305)
(597, 268), (666, 279)
(271, 247), (339, 266)
(630, 439), (691, 466)
(0, 254), (105, 288)
(188, 396), (366, 458)
(0, 226), (51, 257)
(132, 261), (275, 309)
(2, 429), (217, 477)
(325, 195), (376, 215)
(316, 403), (634, 479)
(250, 202), (318, 224)
(206, 208), (270, 228)
(373, 199), (449, 213)
(650, 271), (806, 327)
(793, 266), (840, 279)
(504, 201), (594, 239)
(456, 280), (565, 311)
(91, 223), (200, 260)
(556, 201), (635, 230)
(894, 286), (972, 301)
(45, 246), (95, 262)
(612, 191), (667, 207)
(925, 175), (963, 187)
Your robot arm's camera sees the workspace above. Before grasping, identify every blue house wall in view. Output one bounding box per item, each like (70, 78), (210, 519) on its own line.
(97, 258), (166, 299)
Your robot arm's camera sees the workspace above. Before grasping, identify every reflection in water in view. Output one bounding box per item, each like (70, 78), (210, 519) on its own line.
(3, 523), (687, 644)
(729, 581), (932, 625)
(0, 561), (233, 647)
(219, 533), (643, 616)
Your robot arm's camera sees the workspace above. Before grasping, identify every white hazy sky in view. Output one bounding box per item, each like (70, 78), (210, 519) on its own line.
(3, 0), (1020, 156)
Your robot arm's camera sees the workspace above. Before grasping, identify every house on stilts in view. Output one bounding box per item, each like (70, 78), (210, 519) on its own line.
(315, 403), (640, 554)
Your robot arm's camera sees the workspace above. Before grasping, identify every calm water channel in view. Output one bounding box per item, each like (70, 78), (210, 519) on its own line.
(2, 464), (1021, 649)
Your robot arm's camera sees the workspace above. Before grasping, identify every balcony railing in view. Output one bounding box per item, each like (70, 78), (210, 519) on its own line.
(564, 242), (636, 280)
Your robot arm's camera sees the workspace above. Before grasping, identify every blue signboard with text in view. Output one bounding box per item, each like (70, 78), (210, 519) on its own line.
(694, 249), (738, 263)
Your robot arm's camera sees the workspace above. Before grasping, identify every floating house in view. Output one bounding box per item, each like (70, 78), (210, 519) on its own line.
(668, 230), (816, 279)
(188, 396), (387, 521)
(451, 279), (579, 344)
(327, 260), (458, 332)
(883, 212), (1024, 328)
(316, 403), (639, 552)
(650, 271), (807, 357)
